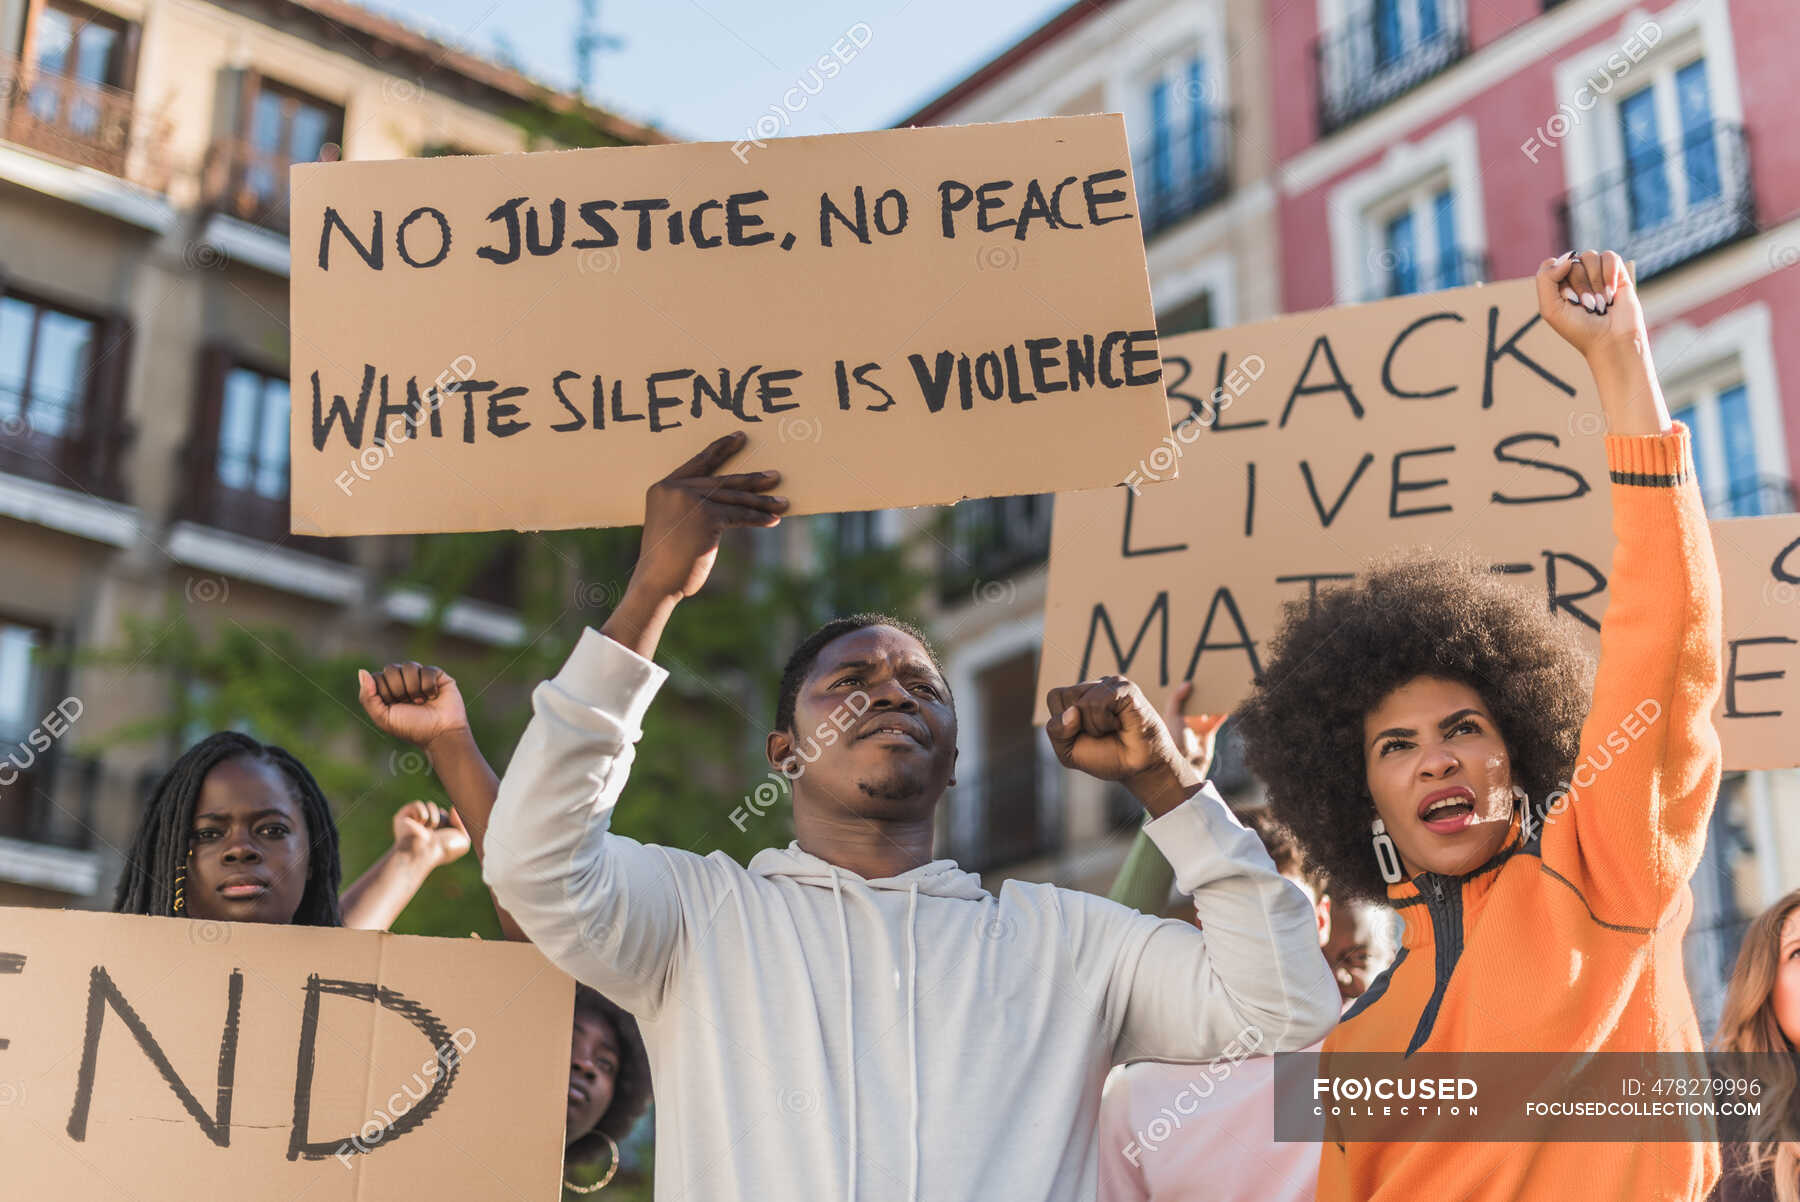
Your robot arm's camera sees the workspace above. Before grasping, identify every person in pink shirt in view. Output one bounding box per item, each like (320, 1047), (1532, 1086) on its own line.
(1096, 691), (1396, 1202)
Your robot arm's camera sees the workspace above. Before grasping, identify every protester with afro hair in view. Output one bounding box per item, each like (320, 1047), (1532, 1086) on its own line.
(1235, 250), (1724, 1201)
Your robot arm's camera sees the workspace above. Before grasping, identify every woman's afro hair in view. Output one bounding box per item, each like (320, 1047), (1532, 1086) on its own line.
(566, 985), (653, 1162)
(1233, 551), (1592, 903)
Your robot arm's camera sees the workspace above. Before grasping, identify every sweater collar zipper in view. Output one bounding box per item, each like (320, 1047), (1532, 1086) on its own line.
(1404, 871), (1464, 1057)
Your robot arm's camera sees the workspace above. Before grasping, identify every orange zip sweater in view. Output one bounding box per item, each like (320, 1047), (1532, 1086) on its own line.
(1316, 426), (1724, 1202)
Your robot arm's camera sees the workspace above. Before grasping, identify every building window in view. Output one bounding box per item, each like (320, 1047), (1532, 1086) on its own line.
(215, 75), (343, 230)
(1618, 60), (1722, 235)
(0, 618), (71, 846)
(1315, 0), (1467, 135)
(1554, 8), (1753, 280)
(1157, 289), (1213, 338)
(0, 294), (96, 443)
(970, 649), (1055, 870)
(1327, 118), (1486, 305)
(8, 0), (138, 174)
(1671, 375), (1793, 518)
(1364, 180), (1484, 300)
(1134, 53), (1230, 236)
(939, 494), (1053, 604)
(216, 365), (289, 501)
(185, 348), (346, 559)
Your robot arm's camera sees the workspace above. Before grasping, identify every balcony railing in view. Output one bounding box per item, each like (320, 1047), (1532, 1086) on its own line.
(179, 473), (352, 561)
(0, 748), (96, 851)
(1133, 111), (1234, 238)
(1703, 473), (1794, 520)
(1315, 0), (1468, 136)
(1556, 121), (1755, 282)
(939, 493), (1053, 605)
(0, 55), (136, 176)
(1362, 249), (1490, 302)
(203, 137), (305, 233)
(0, 383), (130, 501)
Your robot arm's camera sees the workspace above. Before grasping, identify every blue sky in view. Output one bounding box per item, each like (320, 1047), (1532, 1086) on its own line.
(365, 0), (1068, 140)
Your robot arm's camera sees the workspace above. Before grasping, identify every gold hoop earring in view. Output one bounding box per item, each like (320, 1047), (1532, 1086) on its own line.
(563, 1132), (619, 1194)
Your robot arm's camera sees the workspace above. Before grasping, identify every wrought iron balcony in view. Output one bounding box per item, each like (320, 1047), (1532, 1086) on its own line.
(1703, 473), (1794, 520)
(203, 136), (310, 234)
(1133, 110), (1234, 238)
(179, 469), (352, 561)
(0, 55), (137, 176)
(0, 363), (131, 503)
(1315, 0), (1468, 136)
(939, 493), (1053, 605)
(1555, 121), (1754, 282)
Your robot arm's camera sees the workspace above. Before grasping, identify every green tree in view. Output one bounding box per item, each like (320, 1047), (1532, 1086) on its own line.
(87, 519), (931, 938)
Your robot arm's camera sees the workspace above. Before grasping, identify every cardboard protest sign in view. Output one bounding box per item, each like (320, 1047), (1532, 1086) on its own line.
(1711, 513), (1800, 767)
(288, 115), (1173, 535)
(0, 908), (572, 1200)
(1039, 277), (1800, 769)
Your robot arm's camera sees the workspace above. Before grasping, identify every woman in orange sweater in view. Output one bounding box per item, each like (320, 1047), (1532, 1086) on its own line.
(1236, 249), (1723, 1201)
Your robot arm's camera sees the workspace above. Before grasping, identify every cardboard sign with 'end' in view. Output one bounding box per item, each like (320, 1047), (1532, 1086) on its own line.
(288, 116), (1173, 535)
(1040, 277), (1800, 770)
(0, 908), (572, 1200)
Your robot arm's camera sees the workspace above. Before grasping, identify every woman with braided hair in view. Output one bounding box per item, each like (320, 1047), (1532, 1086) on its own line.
(359, 662), (656, 1195)
(112, 729), (467, 928)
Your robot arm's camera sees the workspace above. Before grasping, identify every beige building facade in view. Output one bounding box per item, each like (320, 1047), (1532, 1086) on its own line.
(0, 0), (658, 908)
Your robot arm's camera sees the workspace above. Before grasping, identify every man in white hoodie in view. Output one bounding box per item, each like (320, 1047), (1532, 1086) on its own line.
(481, 432), (1340, 1202)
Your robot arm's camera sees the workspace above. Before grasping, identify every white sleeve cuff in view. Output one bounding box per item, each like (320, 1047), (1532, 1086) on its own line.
(1140, 782), (1266, 893)
(549, 627), (670, 735)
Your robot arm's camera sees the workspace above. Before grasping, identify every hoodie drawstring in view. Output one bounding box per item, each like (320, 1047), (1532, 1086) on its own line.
(827, 869), (923, 1202)
(906, 881), (919, 1202)
(830, 867), (858, 1202)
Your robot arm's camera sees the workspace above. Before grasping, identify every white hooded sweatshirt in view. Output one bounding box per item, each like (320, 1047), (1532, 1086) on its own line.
(482, 628), (1339, 1202)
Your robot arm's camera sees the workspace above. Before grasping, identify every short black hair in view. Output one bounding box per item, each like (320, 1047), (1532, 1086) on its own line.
(112, 730), (344, 925)
(1234, 552), (1590, 904)
(567, 985), (653, 1159)
(774, 613), (946, 732)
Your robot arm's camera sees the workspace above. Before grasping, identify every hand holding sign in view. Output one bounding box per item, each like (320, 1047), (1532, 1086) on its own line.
(602, 432), (787, 661)
(1046, 676), (1202, 818)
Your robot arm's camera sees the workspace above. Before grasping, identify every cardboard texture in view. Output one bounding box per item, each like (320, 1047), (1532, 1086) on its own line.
(1039, 277), (1800, 769)
(288, 115), (1173, 535)
(0, 908), (572, 1199)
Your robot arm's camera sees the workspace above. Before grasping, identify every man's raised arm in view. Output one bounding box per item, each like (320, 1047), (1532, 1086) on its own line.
(1045, 677), (1340, 1060)
(482, 433), (787, 1013)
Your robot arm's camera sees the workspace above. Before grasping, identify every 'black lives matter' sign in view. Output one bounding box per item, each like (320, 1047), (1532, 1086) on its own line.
(1040, 278), (1800, 770)
(288, 115), (1174, 535)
